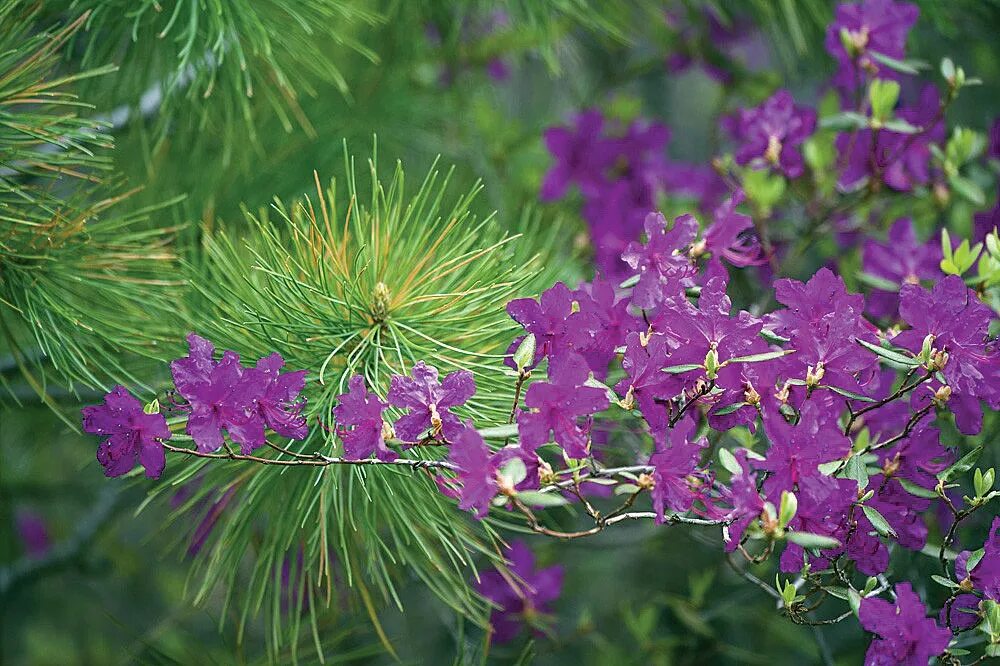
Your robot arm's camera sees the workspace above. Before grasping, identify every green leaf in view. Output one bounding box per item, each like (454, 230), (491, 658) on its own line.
(940, 57), (956, 81)
(881, 119), (921, 134)
(714, 402), (749, 417)
(727, 350), (794, 364)
(966, 548), (986, 573)
(930, 574), (959, 589)
(949, 175), (986, 207)
(614, 484), (640, 496)
(516, 491), (570, 507)
(478, 424), (519, 440)
(897, 478), (939, 499)
(843, 455), (869, 491)
(619, 274), (640, 289)
(819, 111), (869, 131)
(512, 334), (536, 372)
(760, 329), (791, 345)
(786, 532), (841, 550)
(661, 364), (703, 375)
(861, 505), (898, 539)
(869, 50), (927, 75)
(718, 448), (742, 475)
(779, 491), (797, 529)
(856, 272), (901, 292)
(500, 457), (528, 486)
(938, 445), (984, 483)
(868, 79), (900, 121)
(821, 385), (878, 402)
(856, 338), (920, 367)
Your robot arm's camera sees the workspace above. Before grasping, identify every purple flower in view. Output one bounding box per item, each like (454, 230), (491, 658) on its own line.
(859, 583), (950, 666)
(334, 376), (396, 461)
(615, 332), (679, 433)
(862, 218), (942, 319)
(894, 276), (1000, 413)
(506, 282), (595, 364)
(622, 212), (699, 308)
(768, 268), (879, 397)
(448, 425), (498, 519)
(540, 110), (618, 201)
(649, 417), (708, 522)
(824, 0), (920, 99)
(475, 540), (563, 643)
(82, 385), (171, 479)
(837, 86), (944, 192)
(650, 276), (766, 394)
(170, 334), (262, 454)
(956, 517), (1000, 602)
(387, 361), (475, 443)
(252, 353), (309, 440)
(697, 189), (764, 273)
(940, 593), (981, 631)
(723, 452), (766, 551)
(573, 274), (643, 376)
(726, 90), (816, 178)
(990, 117), (1000, 160)
(517, 352), (609, 458)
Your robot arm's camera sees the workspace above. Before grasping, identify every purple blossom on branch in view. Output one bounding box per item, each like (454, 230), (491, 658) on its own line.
(725, 90), (816, 178)
(334, 376), (396, 461)
(859, 583), (950, 665)
(862, 218), (942, 319)
(387, 361), (475, 443)
(448, 425), (498, 519)
(517, 352), (609, 458)
(82, 385), (171, 479)
(824, 0), (920, 99)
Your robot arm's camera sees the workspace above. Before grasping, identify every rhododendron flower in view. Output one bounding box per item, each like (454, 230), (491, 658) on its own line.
(725, 90), (816, 178)
(540, 109), (618, 201)
(651, 276), (767, 397)
(448, 425), (498, 519)
(825, 0), (920, 99)
(171, 334), (253, 452)
(507, 282), (596, 365)
(388, 361), (475, 442)
(859, 583), (950, 665)
(698, 189), (764, 274)
(622, 212), (699, 308)
(768, 268), (878, 397)
(573, 275), (643, 375)
(649, 417), (708, 522)
(251, 353), (309, 440)
(837, 86), (944, 193)
(615, 332), (679, 433)
(82, 385), (171, 479)
(862, 218), (942, 319)
(517, 352), (609, 458)
(956, 517), (1000, 601)
(475, 540), (563, 643)
(895, 275), (1000, 412)
(334, 376), (396, 461)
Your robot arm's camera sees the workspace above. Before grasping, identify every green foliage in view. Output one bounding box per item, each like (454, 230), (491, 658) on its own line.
(0, 8), (178, 404)
(148, 147), (567, 656)
(44, 0), (381, 158)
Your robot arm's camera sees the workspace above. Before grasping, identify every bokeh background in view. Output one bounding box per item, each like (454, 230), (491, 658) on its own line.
(3, 1), (1000, 663)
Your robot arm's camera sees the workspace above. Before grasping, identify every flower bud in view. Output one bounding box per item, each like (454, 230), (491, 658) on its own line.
(744, 384), (761, 406)
(933, 384), (952, 406)
(805, 361), (825, 388)
(381, 420), (395, 441)
(764, 135), (782, 165)
(637, 473), (655, 491)
(704, 348), (721, 380)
